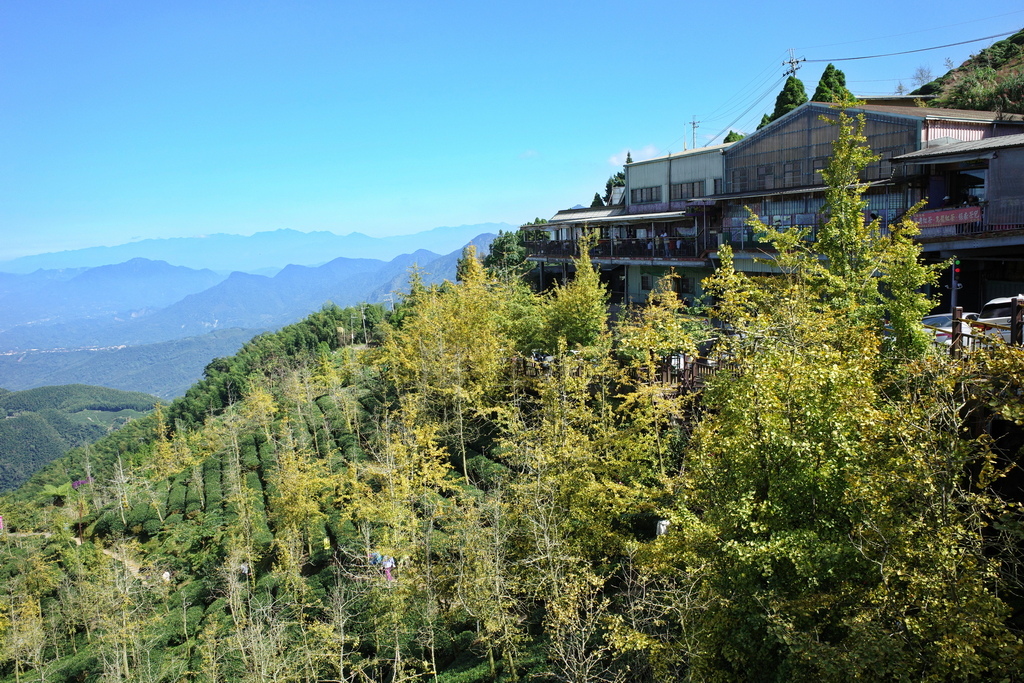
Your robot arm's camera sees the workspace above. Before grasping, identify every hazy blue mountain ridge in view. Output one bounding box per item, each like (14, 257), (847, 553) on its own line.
(0, 258), (225, 329)
(366, 233), (498, 302)
(0, 251), (446, 351)
(0, 234), (496, 398)
(115, 249), (447, 344)
(0, 223), (514, 273)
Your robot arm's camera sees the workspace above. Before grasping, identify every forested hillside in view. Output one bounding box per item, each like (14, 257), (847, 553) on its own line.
(0, 385), (158, 493)
(912, 27), (1024, 113)
(1, 114), (1022, 682)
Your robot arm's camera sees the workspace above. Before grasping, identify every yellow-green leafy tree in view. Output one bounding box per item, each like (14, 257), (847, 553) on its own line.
(648, 108), (1022, 680)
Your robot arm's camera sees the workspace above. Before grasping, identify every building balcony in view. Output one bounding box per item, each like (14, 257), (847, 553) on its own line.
(915, 199), (1024, 243)
(526, 236), (708, 264)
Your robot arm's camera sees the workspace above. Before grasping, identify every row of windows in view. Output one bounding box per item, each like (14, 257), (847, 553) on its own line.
(631, 186), (662, 203)
(732, 159), (830, 192)
(670, 181), (705, 200)
(632, 180), (724, 204)
(727, 147), (908, 192)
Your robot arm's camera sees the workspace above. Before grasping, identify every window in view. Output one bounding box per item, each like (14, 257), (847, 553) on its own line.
(731, 168), (748, 192)
(631, 186), (662, 203)
(783, 161), (801, 186)
(640, 274), (653, 291)
(670, 180), (705, 200)
(713, 178), (723, 194)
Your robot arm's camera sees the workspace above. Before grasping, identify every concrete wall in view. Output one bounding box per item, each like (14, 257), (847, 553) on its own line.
(626, 147), (726, 211)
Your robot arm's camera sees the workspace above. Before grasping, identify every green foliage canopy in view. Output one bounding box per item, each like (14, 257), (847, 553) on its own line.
(811, 63), (853, 103)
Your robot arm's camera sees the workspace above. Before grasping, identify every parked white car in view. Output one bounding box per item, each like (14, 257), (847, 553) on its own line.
(975, 295), (1024, 343)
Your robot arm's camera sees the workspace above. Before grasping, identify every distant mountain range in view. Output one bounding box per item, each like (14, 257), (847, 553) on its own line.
(0, 231), (499, 397)
(0, 223), (514, 273)
(0, 258), (225, 329)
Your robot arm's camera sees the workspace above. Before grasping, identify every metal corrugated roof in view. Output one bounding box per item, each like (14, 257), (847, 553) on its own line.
(736, 102), (1024, 149)
(850, 103), (1024, 124)
(629, 143), (732, 165)
(548, 207), (625, 222)
(893, 133), (1024, 161)
(546, 209), (692, 226)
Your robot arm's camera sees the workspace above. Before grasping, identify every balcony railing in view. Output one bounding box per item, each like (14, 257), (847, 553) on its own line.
(525, 237), (704, 261)
(917, 199), (1024, 239)
(525, 200), (1024, 264)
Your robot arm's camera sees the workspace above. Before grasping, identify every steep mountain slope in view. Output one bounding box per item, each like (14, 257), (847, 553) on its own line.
(1, 114), (1022, 683)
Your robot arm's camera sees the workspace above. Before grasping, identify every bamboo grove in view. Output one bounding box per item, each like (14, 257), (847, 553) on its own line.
(2, 110), (1023, 682)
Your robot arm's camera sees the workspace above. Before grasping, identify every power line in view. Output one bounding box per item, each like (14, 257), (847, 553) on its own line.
(701, 54), (788, 120)
(707, 73), (788, 145)
(660, 55), (786, 153)
(796, 11), (1024, 50)
(660, 27), (1017, 152)
(807, 31), (1016, 63)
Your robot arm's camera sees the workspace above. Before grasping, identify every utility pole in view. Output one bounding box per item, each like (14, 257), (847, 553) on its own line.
(950, 257), (962, 312)
(690, 116), (701, 150)
(783, 48), (805, 76)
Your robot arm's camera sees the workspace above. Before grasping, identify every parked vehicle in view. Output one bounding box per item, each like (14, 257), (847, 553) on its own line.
(975, 295), (1024, 343)
(923, 312), (978, 345)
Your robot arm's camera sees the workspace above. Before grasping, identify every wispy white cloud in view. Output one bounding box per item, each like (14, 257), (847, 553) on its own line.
(608, 145), (660, 166)
(519, 149), (540, 159)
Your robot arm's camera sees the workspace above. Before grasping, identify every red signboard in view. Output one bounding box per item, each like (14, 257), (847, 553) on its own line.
(915, 206), (981, 227)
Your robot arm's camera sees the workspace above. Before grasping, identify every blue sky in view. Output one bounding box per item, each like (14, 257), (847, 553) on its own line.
(2, 0), (1022, 261)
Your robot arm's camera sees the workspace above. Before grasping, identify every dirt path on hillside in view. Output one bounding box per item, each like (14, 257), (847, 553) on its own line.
(3, 531), (146, 580)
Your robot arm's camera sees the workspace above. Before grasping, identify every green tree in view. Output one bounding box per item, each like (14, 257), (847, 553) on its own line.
(770, 75), (808, 122)
(723, 130), (745, 143)
(455, 244), (480, 283)
(483, 230), (534, 283)
(591, 192), (604, 208)
(756, 113), (772, 130)
(541, 231), (609, 352)
(811, 63), (853, 103)
(603, 171), (625, 204)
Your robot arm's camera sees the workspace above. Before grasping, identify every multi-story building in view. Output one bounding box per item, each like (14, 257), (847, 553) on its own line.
(528, 144), (728, 303)
(893, 131), (1024, 306)
(524, 102), (1024, 310)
